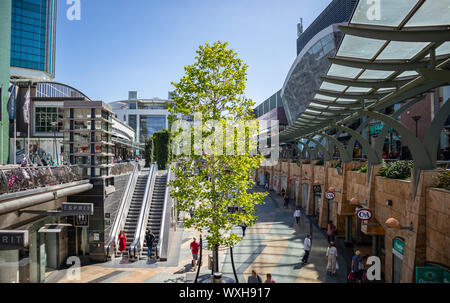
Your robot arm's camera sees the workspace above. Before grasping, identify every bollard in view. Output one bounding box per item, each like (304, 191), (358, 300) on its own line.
(211, 272), (223, 283)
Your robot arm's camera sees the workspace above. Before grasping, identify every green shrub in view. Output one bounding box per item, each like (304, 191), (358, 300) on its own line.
(358, 163), (368, 173)
(144, 138), (152, 168)
(315, 159), (324, 166)
(434, 170), (450, 191)
(378, 160), (413, 180)
(331, 160), (342, 169)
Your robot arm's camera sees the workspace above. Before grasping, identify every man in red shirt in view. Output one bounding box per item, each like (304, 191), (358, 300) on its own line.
(190, 236), (200, 270)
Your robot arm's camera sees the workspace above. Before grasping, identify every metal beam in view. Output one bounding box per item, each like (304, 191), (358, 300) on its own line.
(359, 110), (433, 170)
(297, 140), (317, 160)
(310, 98), (372, 108)
(329, 57), (435, 71)
(338, 24), (450, 43)
(321, 75), (409, 89)
(315, 89), (386, 99)
(423, 98), (450, 167)
(335, 125), (381, 165)
(316, 133), (351, 162)
(373, 95), (425, 157)
(417, 69), (450, 83)
(305, 136), (331, 161)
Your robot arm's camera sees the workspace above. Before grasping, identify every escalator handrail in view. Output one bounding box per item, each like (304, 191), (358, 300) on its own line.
(156, 165), (172, 260)
(129, 163), (156, 258)
(104, 161), (139, 257)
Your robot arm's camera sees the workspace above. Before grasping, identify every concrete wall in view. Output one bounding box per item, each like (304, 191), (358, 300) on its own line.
(425, 188), (450, 267)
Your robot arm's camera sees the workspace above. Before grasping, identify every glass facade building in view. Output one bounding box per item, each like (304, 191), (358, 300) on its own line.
(110, 94), (172, 143)
(296, 0), (357, 55)
(10, 0), (57, 80)
(282, 24), (343, 124)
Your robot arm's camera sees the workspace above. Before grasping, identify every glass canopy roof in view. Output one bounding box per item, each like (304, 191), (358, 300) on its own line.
(280, 0), (450, 142)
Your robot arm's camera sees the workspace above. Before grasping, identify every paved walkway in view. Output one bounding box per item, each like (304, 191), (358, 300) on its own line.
(47, 187), (347, 283)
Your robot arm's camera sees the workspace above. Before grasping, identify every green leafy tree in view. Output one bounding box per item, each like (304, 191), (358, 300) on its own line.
(168, 41), (267, 273)
(144, 138), (153, 168)
(152, 129), (171, 170)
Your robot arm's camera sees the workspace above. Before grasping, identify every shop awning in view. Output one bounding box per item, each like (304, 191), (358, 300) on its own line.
(38, 224), (72, 233)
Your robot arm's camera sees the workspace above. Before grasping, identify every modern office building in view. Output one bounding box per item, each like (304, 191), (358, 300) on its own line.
(110, 92), (173, 143)
(254, 90), (288, 132)
(10, 0), (57, 81)
(296, 0), (357, 55)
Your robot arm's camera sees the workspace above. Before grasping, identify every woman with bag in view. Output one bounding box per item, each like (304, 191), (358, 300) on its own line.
(351, 250), (363, 283)
(326, 242), (338, 276)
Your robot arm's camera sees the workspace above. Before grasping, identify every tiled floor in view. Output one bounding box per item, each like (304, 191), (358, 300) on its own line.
(48, 187), (347, 283)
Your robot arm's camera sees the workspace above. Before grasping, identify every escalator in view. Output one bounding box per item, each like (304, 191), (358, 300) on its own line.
(142, 173), (168, 258)
(123, 169), (150, 251)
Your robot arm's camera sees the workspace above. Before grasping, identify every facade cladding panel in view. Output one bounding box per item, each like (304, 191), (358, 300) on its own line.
(296, 0), (357, 55)
(10, 0), (56, 77)
(282, 26), (343, 124)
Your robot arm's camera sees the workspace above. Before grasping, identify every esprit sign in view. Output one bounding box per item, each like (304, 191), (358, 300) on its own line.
(62, 203), (94, 215)
(356, 208), (372, 221)
(325, 192), (335, 200)
(0, 230), (29, 250)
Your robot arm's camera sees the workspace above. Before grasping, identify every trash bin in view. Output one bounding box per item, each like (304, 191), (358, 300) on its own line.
(211, 272), (223, 283)
(208, 254), (213, 270)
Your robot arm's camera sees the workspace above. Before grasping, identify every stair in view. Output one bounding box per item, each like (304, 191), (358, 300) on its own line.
(122, 170), (149, 251)
(142, 173), (168, 258)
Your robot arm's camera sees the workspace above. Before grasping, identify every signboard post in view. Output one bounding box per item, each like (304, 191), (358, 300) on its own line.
(356, 208), (372, 221)
(325, 191), (335, 200)
(62, 203), (94, 216)
(0, 231), (28, 250)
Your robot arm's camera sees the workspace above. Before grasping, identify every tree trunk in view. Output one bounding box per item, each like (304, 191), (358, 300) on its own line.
(230, 246), (239, 283)
(213, 244), (219, 273)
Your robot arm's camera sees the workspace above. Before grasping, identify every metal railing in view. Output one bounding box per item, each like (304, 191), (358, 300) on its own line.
(104, 161), (140, 260)
(156, 165), (172, 261)
(0, 165), (82, 196)
(129, 163), (156, 260)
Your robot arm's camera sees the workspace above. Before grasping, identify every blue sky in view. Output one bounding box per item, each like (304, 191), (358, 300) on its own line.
(54, 0), (331, 106)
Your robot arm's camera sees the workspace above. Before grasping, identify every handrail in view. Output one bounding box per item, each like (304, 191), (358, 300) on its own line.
(104, 161), (140, 259)
(156, 165), (172, 261)
(129, 163), (156, 260)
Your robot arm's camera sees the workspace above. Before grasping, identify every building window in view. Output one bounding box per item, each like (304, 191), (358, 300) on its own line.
(139, 115), (166, 142)
(129, 102), (137, 110)
(129, 115), (137, 131)
(34, 106), (63, 134)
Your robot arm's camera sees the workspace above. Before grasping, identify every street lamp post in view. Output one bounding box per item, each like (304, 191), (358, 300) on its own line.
(412, 115), (421, 138)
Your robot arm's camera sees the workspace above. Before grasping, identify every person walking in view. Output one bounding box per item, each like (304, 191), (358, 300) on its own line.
(264, 273), (275, 283)
(264, 182), (269, 190)
(284, 192), (289, 208)
(327, 220), (336, 243)
(294, 208), (301, 225)
(118, 231), (127, 257)
(302, 234), (312, 264)
(20, 154), (28, 167)
(326, 242), (338, 276)
(240, 222), (248, 237)
(189, 207), (194, 219)
(145, 229), (155, 260)
(247, 270), (262, 283)
(351, 250), (364, 283)
(190, 236), (200, 271)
